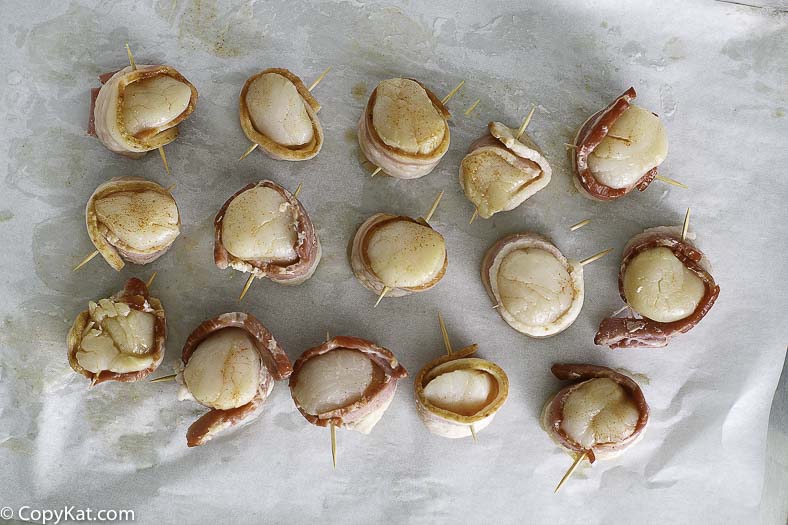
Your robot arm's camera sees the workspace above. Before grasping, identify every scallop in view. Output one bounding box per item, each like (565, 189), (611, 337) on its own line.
(183, 328), (264, 411)
(92, 64), (198, 156)
(213, 180), (322, 286)
(587, 105), (668, 190)
(67, 278), (166, 385)
(622, 246), (706, 323)
(459, 121), (552, 219)
(239, 68), (323, 161)
(357, 77), (450, 179)
(85, 177), (180, 271)
(414, 345), (508, 439)
(350, 214), (448, 299)
(482, 233), (584, 338)
(289, 336), (407, 435)
(121, 75), (193, 137)
(177, 312), (292, 447)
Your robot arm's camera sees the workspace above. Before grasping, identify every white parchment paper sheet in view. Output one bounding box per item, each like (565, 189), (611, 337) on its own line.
(1, 1), (786, 523)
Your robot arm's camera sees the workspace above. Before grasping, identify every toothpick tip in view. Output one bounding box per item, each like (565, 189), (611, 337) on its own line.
(374, 286), (390, 308)
(239, 273), (255, 302)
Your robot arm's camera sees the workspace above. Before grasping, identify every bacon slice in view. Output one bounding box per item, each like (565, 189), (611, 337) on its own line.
(91, 64), (197, 157)
(67, 278), (166, 386)
(357, 79), (450, 180)
(595, 226), (720, 349)
(572, 87), (658, 201)
(214, 180), (321, 285)
(180, 312), (292, 447)
(289, 336), (407, 431)
(541, 363), (650, 463)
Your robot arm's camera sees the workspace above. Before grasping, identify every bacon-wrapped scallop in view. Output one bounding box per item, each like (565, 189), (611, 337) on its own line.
(358, 78), (450, 179)
(460, 121), (552, 220)
(176, 312), (292, 447)
(350, 213), (447, 300)
(482, 233), (584, 337)
(67, 278), (165, 386)
(541, 363), (649, 463)
(595, 226), (720, 349)
(89, 65), (197, 158)
(290, 336), (407, 434)
(214, 180), (321, 286)
(573, 88), (668, 201)
(414, 344), (508, 439)
(239, 68), (324, 161)
(85, 177), (180, 271)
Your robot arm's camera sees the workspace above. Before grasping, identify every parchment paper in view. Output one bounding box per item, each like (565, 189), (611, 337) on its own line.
(1, 1), (786, 523)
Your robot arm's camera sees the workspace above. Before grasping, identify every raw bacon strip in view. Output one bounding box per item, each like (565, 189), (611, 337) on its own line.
(572, 87), (657, 201)
(289, 336), (407, 430)
(67, 278), (166, 386)
(542, 363), (650, 463)
(180, 312), (291, 447)
(214, 180), (321, 285)
(595, 227), (720, 349)
(357, 79), (450, 180)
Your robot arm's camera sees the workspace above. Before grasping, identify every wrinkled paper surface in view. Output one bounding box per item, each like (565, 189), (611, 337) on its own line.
(1, 1), (787, 523)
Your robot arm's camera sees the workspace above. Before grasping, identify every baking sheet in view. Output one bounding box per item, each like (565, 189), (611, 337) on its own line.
(1, 0), (787, 523)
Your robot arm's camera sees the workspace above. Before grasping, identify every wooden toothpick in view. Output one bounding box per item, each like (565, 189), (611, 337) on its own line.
(579, 248), (613, 267)
(239, 143), (259, 161)
(516, 104), (536, 140)
(441, 80), (465, 105)
(681, 207), (691, 242)
(464, 98), (481, 116)
(469, 424), (478, 443)
(437, 312), (453, 356)
(293, 182), (303, 199)
(238, 273), (255, 302)
(242, 67), (331, 161)
(569, 219), (591, 232)
(469, 209), (478, 225)
(158, 145), (171, 176)
(145, 271), (157, 289)
(492, 303), (502, 309)
(554, 451), (588, 493)
(125, 43), (137, 70)
(606, 134), (632, 145)
(423, 191), (444, 224)
(370, 166), (382, 178)
(308, 66), (332, 92)
(655, 175), (688, 189)
(149, 373), (177, 383)
(330, 423), (337, 469)
(165, 183), (177, 192)
(374, 286), (391, 308)
(73, 250), (100, 271)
